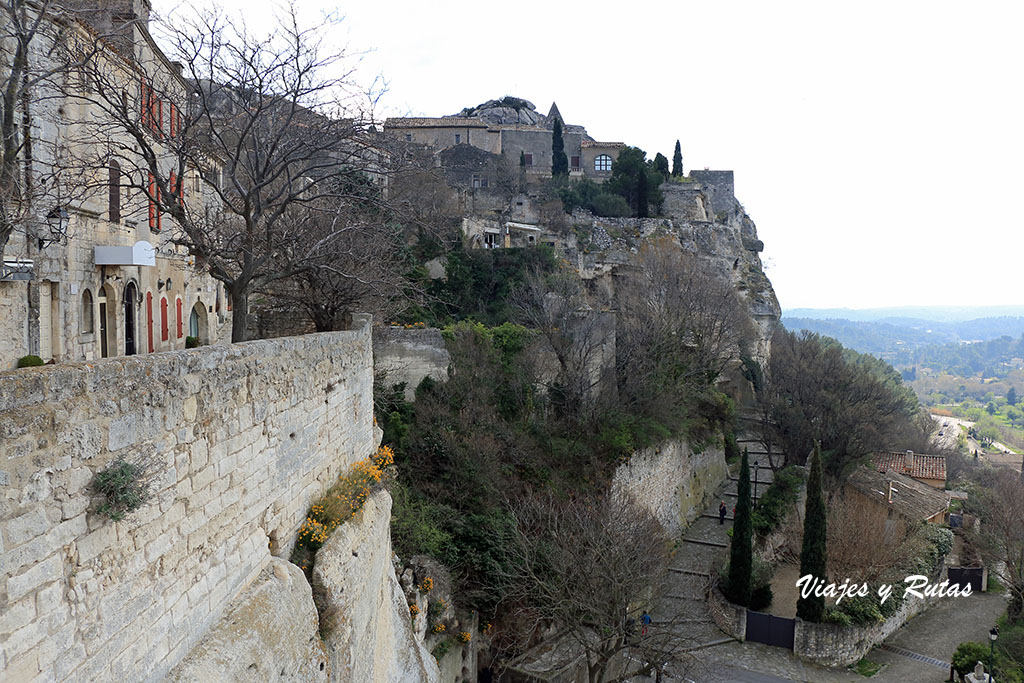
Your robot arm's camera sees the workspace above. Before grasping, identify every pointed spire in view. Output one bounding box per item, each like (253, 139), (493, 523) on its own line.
(547, 101), (562, 123)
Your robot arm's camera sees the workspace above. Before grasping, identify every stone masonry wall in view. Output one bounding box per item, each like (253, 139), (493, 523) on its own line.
(373, 327), (451, 401)
(611, 439), (728, 537)
(0, 316), (375, 681)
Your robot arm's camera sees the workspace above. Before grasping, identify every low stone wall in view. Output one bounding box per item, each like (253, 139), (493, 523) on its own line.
(793, 566), (951, 667)
(612, 440), (728, 537)
(373, 326), (451, 401)
(0, 317), (375, 681)
(708, 585), (746, 641)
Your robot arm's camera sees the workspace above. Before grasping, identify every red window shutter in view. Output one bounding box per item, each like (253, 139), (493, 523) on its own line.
(169, 171), (176, 206)
(146, 292), (154, 353)
(160, 297), (169, 341)
(176, 298), (183, 338)
(169, 103), (176, 137)
(140, 79), (148, 127)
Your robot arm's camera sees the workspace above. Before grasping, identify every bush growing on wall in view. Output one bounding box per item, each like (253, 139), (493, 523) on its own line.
(92, 458), (151, 521)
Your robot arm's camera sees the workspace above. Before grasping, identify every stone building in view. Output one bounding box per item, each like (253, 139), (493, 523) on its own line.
(0, 0), (229, 369)
(384, 97), (626, 186)
(845, 466), (950, 524)
(873, 450), (947, 489)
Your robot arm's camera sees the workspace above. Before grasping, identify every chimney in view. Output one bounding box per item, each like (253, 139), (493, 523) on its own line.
(887, 481), (897, 504)
(905, 450), (913, 473)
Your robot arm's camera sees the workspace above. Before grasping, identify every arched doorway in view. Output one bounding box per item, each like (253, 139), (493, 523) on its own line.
(98, 283), (118, 358)
(189, 301), (209, 345)
(123, 282), (138, 355)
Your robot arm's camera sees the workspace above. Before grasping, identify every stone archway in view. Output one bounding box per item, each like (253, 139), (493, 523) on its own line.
(98, 282), (118, 358)
(189, 301), (209, 345)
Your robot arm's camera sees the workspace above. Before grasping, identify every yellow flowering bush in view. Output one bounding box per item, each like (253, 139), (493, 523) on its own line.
(419, 577), (434, 593)
(409, 603), (420, 618)
(456, 631), (471, 644)
(293, 446), (396, 557)
(430, 623), (446, 635)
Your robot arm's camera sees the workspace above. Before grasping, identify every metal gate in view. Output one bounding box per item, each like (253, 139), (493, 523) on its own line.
(948, 567), (985, 592)
(745, 610), (795, 650)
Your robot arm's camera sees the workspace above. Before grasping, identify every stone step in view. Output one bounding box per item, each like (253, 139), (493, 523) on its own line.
(679, 537), (728, 549)
(667, 567), (712, 578)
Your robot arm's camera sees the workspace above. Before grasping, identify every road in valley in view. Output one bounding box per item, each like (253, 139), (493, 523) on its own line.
(929, 413), (1021, 473)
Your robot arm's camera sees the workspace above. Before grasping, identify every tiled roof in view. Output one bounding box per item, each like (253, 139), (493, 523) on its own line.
(581, 140), (626, 149)
(384, 117), (489, 129)
(873, 451), (946, 482)
(846, 467), (950, 522)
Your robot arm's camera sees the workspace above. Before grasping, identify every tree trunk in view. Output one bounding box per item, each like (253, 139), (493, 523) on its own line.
(229, 286), (249, 343)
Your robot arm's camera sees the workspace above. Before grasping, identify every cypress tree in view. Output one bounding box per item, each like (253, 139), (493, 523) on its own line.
(728, 448), (753, 606)
(797, 443), (827, 622)
(653, 153), (670, 181)
(520, 150), (526, 167)
(671, 140), (683, 177)
(551, 118), (568, 177)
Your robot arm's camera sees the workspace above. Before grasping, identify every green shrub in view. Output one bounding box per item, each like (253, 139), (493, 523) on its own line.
(749, 584), (773, 611)
(836, 595), (884, 625)
(823, 607), (852, 626)
(185, 336), (199, 348)
(952, 642), (992, 678)
(16, 355), (44, 368)
(431, 639), (452, 661)
(850, 657), (882, 677)
(92, 458), (150, 521)
(751, 466), (805, 537)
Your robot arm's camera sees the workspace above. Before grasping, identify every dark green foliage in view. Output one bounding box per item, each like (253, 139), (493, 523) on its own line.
(551, 118), (568, 177)
(93, 458), (150, 521)
(603, 146), (663, 217)
(797, 444), (827, 622)
(952, 642), (992, 678)
(723, 428), (740, 463)
(556, 177), (631, 217)
(751, 466), (805, 536)
(727, 449), (754, 606)
(653, 153), (669, 181)
(671, 140), (683, 177)
(520, 150), (526, 167)
(16, 354), (43, 367)
(185, 336), (200, 348)
(749, 583), (773, 611)
(1010, 386), (1018, 406)
(740, 355), (764, 394)
(431, 639), (453, 661)
(414, 247), (559, 326)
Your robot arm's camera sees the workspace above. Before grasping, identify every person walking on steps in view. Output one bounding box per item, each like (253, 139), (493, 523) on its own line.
(641, 611), (652, 636)
(719, 500), (727, 525)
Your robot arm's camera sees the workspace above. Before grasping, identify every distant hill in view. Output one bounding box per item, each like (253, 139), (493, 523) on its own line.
(784, 306), (1024, 323)
(782, 315), (1024, 360)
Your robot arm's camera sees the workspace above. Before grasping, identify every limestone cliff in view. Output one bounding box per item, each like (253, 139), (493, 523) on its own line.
(312, 490), (440, 683)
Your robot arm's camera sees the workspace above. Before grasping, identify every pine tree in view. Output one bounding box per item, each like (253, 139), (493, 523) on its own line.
(551, 118), (568, 177)
(728, 448), (754, 606)
(797, 443), (827, 622)
(671, 140), (683, 177)
(653, 153), (669, 181)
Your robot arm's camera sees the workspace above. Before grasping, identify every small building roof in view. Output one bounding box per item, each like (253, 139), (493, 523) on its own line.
(873, 451), (947, 482)
(846, 467), (950, 522)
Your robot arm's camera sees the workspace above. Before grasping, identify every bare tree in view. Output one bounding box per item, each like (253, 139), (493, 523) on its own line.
(69, 3), (398, 341)
(498, 492), (698, 683)
(971, 470), (1024, 623)
(512, 267), (614, 425)
(827, 493), (925, 585)
(615, 238), (751, 427)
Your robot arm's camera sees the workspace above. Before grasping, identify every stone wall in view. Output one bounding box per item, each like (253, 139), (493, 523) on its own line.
(373, 326), (451, 401)
(793, 565), (952, 667)
(0, 317), (375, 681)
(611, 440), (729, 537)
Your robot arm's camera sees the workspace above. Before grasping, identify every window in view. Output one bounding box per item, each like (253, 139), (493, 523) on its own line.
(176, 298), (183, 338)
(570, 155), (580, 170)
(595, 154), (612, 172)
(481, 177), (488, 188)
(81, 289), (94, 334)
(455, 134), (461, 144)
(523, 153), (533, 166)
(108, 161), (121, 222)
(405, 134), (412, 142)
(160, 296), (169, 341)
(483, 233), (497, 248)
(472, 174), (480, 188)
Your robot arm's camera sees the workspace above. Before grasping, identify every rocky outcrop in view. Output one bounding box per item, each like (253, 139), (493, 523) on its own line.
(312, 491), (440, 683)
(167, 559), (327, 682)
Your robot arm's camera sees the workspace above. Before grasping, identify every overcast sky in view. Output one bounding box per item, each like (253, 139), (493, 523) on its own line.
(154, 0), (1024, 311)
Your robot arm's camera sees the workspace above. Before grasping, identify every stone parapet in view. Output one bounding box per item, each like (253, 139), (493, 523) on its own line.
(0, 317), (375, 681)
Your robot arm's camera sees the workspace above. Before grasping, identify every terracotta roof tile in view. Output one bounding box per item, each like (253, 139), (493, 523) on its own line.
(873, 451), (946, 482)
(846, 467), (950, 522)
